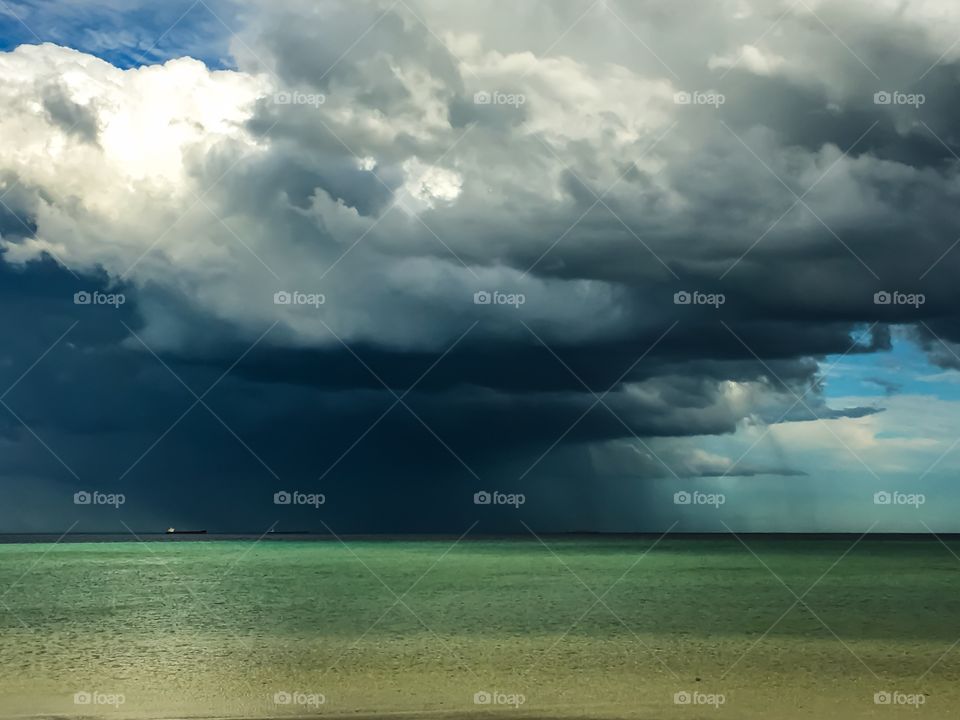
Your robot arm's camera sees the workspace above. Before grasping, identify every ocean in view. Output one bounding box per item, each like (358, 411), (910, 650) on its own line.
(1, 536), (957, 718)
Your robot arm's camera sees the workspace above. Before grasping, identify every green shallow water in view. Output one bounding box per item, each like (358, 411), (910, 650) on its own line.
(1, 538), (959, 719)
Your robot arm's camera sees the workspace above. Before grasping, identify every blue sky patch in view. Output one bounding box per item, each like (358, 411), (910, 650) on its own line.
(0, 0), (239, 68)
(825, 328), (960, 402)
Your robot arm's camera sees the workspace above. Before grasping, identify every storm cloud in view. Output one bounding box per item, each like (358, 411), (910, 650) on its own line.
(1, 0), (959, 532)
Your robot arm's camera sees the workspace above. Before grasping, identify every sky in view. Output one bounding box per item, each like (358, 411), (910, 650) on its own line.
(1, 0), (960, 534)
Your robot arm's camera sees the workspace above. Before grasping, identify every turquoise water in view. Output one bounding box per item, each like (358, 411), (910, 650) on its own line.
(1, 538), (958, 718)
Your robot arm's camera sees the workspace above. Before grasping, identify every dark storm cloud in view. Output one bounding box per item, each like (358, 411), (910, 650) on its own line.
(247, 0), (464, 96)
(3, 0), (960, 531)
(908, 323), (960, 370)
(0, 258), (875, 533)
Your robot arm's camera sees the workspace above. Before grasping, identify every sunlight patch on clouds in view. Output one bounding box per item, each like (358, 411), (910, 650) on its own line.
(397, 158), (463, 211)
(764, 394), (959, 474)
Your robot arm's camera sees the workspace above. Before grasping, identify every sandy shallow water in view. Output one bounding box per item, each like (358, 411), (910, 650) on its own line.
(0, 537), (957, 719)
